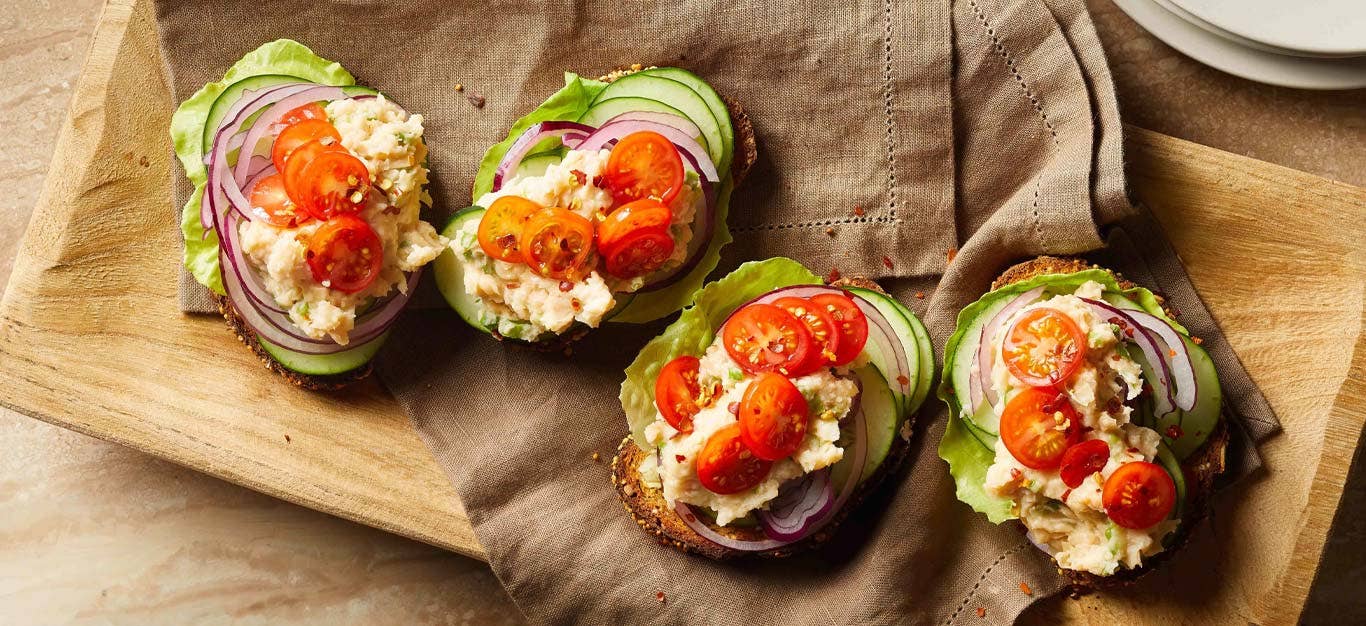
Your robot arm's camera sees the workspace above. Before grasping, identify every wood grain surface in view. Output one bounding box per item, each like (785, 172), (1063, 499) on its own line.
(0, 0), (1361, 623)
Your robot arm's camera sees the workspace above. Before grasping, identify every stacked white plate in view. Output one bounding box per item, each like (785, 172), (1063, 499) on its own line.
(1114, 0), (1366, 89)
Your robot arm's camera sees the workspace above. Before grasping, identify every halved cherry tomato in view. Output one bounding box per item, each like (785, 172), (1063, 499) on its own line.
(695, 424), (772, 495)
(305, 214), (382, 294)
(737, 372), (810, 461)
(601, 131), (684, 206)
(598, 198), (672, 251)
(999, 387), (1083, 470)
(296, 150), (371, 219)
(1102, 461), (1176, 529)
(772, 297), (840, 371)
(602, 228), (674, 279)
(519, 207), (594, 280)
(655, 356), (704, 433)
(274, 102), (328, 130)
(809, 293), (868, 366)
(248, 173), (310, 228)
(477, 196), (541, 263)
(1059, 439), (1112, 489)
(271, 119), (342, 172)
(283, 137), (345, 200)
(1003, 307), (1088, 387)
(722, 303), (818, 377)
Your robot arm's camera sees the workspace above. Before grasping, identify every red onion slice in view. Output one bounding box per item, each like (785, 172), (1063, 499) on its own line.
(756, 469), (834, 541)
(973, 287), (1045, 412)
(600, 111), (701, 142)
(1083, 298), (1178, 417)
(200, 82), (315, 229)
(1119, 308), (1196, 411)
(490, 121), (596, 192)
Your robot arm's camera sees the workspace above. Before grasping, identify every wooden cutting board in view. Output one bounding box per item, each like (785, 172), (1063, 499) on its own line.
(1, 0), (1360, 623)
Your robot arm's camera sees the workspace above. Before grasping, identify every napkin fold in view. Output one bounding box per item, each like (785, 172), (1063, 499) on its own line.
(155, 0), (1279, 622)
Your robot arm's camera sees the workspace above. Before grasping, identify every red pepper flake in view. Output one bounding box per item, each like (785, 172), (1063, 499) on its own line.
(881, 256), (894, 270)
(946, 248), (958, 265)
(1019, 581), (1033, 596)
(1010, 468), (1023, 481)
(1127, 447), (1140, 454)
(897, 375), (910, 388)
(505, 281), (520, 289)
(675, 454), (686, 463)
(570, 169), (587, 185)
(1060, 489), (1072, 502)
(827, 267), (842, 283)
(975, 607), (986, 618)
(1192, 336), (1204, 345)
(571, 298), (582, 311)
(559, 281), (574, 293)
(591, 174), (605, 189)
(1166, 424), (1185, 440)
(853, 206), (865, 217)
(656, 591), (667, 604)
(914, 291), (925, 299)
(1169, 349), (1177, 358)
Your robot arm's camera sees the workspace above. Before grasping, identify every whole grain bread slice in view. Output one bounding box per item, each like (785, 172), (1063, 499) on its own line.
(991, 256), (1229, 594)
(611, 277), (916, 559)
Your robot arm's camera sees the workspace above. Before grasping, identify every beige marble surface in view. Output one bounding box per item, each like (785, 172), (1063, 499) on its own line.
(0, 0), (1359, 623)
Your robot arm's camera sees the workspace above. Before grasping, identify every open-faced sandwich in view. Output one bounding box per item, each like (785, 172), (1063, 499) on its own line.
(172, 40), (446, 389)
(613, 258), (935, 558)
(939, 257), (1227, 591)
(434, 67), (754, 343)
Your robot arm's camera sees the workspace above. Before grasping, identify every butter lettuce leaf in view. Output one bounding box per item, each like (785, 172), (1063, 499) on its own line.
(620, 258), (821, 447)
(936, 267), (1191, 523)
(171, 39), (356, 295)
(472, 72), (608, 200)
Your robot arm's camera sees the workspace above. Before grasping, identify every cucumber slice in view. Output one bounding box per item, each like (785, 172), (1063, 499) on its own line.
(1154, 336), (1221, 459)
(1154, 441), (1187, 523)
(947, 292), (1016, 432)
(829, 365), (901, 489)
(202, 74), (303, 149)
(258, 333), (387, 376)
(513, 151), (563, 181)
(435, 207), (496, 336)
(906, 311), (936, 415)
(588, 74), (726, 172)
(637, 67), (735, 176)
(842, 287), (920, 417)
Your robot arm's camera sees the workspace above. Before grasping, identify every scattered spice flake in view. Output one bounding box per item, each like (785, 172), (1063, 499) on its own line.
(897, 375), (910, 388)
(1166, 424), (1185, 439)
(976, 607), (986, 618)
(591, 174), (606, 188)
(914, 291), (925, 299)
(454, 83), (464, 92)
(570, 169), (587, 185)
(656, 590), (667, 604)
(1019, 581), (1033, 596)
(675, 454), (686, 463)
(825, 227), (836, 237)
(591, 452), (600, 462)
(1192, 336), (1204, 345)
(559, 281), (574, 293)
(727, 402), (739, 415)
(853, 206), (866, 217)
(946, 248), (958, 265)
(284, 434), (291, 443)
(467, 93), (486, 108)
(827, 267), (842, 283)
(882, 256), (894, 270)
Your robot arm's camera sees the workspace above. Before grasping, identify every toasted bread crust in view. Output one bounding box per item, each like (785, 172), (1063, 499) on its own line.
(992, 256), (1229, 594)
(612, 277), (916, 559)
(213, 294), (372, 391)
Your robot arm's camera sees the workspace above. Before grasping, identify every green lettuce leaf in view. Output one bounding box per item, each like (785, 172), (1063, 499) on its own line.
(936, 267), (1191, 523)
(471, 72), (608, 200)
(171, 39), (356, 295)
(620, 258), (821, 447)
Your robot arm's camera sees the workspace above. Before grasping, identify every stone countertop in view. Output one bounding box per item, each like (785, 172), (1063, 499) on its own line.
(0, 0), (1360, 623)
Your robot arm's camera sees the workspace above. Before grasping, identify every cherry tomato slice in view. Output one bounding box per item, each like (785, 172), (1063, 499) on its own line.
(271, 119), (342, 173)
(601, 131), (685, 206)
(695, 424), (772, 495)
(296, 150), (372, 219)
(602, 228), (674, 279)
(598, 198), (672, 251)
(772, 297), (840, 372)
(305, 214), (382, 294)
(248, 173), (310, 228)
(737, 372), (810, 461)
(519, 207), (595, 280)
(655, 356), (703, 433)
(1102, 461), (1176, 529)
(999, 387), (1083, 470)
(1003, 307), (1088, 387)
(282, 138), (345, 202)
(809, 293), (868, 366)
(722, 303), (818, 377)
(274, 102), (328, 130)
(1059, 439), (1112, 489)
(477, 196), (541, 263)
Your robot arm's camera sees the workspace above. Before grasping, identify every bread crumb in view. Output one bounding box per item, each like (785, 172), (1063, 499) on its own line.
(826, 268), (841, 283)
(592, 452), (601, 462)
(467, 93), (486, 108)
(825, 227), (836, 237)
(454, 83), (464, 92)
(631, 63), (644, 71)
(1019, 581), (1032, 596)
(1192, 336), (1204, 345)
(284, 434), (291, 443)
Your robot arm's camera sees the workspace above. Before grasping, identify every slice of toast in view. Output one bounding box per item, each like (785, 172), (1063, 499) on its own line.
(991, 256), (1229, 594)
(611, 278), (916, 559)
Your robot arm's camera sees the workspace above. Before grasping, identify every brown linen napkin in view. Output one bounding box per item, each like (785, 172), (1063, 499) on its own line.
(156, 0), (1279, 622)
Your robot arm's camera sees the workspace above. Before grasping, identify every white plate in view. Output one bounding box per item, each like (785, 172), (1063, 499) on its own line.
(1168, 0), (1366, 58)
(1115, 0), (1366, 90)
